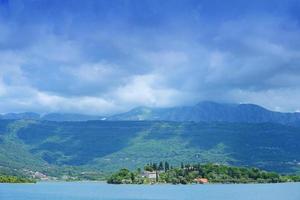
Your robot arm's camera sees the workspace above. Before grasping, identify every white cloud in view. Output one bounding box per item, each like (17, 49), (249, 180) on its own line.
(0, 79), (7, 96)
(229, 88), (300, 112)
(67, 62), (124, 83)
(28, 35), (82, 63)
(1, 1), (300, 114)
(113, 74), (182, 108)
(35, 92), (117, 114)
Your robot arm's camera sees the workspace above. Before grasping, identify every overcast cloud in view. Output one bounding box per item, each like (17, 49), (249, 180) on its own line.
(0, 0), (300, 114)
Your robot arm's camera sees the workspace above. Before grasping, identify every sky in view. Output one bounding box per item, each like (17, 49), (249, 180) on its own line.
(0, 0), (300, 114)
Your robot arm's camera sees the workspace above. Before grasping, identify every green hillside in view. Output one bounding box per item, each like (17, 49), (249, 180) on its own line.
(0, 120), (48, 170)
(0, 119), (300, 178)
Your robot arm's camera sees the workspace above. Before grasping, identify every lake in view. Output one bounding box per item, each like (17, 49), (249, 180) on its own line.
(0, 182), (300, 200)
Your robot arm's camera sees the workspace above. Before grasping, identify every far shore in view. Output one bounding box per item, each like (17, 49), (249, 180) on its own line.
(2, 182), (300, 187)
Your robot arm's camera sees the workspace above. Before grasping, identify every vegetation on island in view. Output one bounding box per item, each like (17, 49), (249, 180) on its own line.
(0, 175), (36, 183)
(107, 162), (300, 184)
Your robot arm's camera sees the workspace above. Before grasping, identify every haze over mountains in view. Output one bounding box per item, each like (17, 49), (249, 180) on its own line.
(1, 102), (300, 126)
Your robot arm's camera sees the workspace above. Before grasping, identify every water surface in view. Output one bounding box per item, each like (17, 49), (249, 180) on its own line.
(0, 182), (299, 200)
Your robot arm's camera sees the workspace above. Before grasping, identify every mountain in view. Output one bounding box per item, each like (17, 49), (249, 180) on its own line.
(0, 112), (40, 120)
(108, 101), (300, 126)
(2, 102), (300, 125)
(0, 113), (104, 122)
(41, 113), (104, 121)
(0, 119), (300, 175)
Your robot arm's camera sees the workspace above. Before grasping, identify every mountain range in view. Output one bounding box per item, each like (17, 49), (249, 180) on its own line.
(108, 101), (300, 126)
(1, 101), (300, 178)
(0, 112), (104, 121)
(1, 102), (300, 126)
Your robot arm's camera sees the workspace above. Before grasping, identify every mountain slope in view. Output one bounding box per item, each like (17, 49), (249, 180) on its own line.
(0, 113), (104, 121)
(41, 113), (104, 121)
(0, 112), (40, 120)
(108, 102), (300, 126)
(0, 120), (49, 170)
(1, 119), (299, 174)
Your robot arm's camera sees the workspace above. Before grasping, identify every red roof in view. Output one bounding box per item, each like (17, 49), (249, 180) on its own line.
(194, 178), (209, 183)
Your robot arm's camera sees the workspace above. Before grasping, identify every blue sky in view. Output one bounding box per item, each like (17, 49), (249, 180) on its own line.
(0, 0), (300, 114)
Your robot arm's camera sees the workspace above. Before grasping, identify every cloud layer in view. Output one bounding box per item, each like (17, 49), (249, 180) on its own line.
(0, 0), (300, 114)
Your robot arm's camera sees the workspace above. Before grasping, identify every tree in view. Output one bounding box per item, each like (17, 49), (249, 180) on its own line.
(108, 163), (300, 185)
(158, 162), (164, 171)
(107, 168), (137, 184)
(130, 172), (135, 182)
(165, 161), (170, 172)
(153, 163), (158, 171)
(144, 165), (154, 172)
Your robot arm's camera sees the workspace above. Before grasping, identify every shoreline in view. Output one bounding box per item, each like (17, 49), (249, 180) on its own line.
(1, 180), (298, 186)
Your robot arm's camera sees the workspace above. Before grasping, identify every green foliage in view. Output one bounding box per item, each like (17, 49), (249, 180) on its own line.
(0, 120), (49, 171)
(107, 169), (137, 184)
(159, 163), (289, 184)
(144, 165), (154, 172)
(0, 175), (36, 183)
(108, 163), (300, 185)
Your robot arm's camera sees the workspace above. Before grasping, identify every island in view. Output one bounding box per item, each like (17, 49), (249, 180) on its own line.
(107, 162), (300, 184)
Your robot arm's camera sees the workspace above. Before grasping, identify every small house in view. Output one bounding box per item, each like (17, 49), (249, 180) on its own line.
(142, 171), (158, 180)
(194, 178), (209, 184)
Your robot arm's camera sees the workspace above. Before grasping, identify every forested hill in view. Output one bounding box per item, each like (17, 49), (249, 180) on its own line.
(0, 119), (300, 175)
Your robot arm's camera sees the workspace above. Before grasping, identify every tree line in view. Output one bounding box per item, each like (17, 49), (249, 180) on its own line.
(107, 162), (300, 184)
(0, 175), (36, 183)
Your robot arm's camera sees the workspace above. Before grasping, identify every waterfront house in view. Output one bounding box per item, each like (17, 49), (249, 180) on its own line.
(194, 178), (209, 184)
(142, 171), (158, 180)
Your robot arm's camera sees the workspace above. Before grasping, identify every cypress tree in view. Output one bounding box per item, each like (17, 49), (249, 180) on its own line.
(159, 161), (164, 170)
(164, 161), (169, 172)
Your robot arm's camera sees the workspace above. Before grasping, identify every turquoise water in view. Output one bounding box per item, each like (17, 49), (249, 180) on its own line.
(0, 182), (300, 200)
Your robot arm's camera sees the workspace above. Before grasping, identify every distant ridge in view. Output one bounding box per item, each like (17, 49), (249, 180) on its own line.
(0, 112), (104, 122)
(41, 113), (104, 121)
(108, 101), (300, 126)
(1, 101), (300, 125)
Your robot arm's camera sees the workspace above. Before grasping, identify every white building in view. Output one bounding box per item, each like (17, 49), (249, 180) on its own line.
(142, 171), (157, 179)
